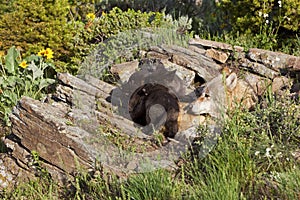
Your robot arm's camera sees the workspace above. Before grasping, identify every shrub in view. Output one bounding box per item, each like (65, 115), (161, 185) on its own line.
(0, 1), (171, 74)
(0, 0), (81, 72)
(95, 0), (219, 34)
(0, 0), (14, 15)
(68, 0), (96, 21)
(194, 1), (300, 55)
(69, 7), (172, 74)
(218, 0), (300, 33)
(90, 7), (167, 42)
(0, 47), (55, 125)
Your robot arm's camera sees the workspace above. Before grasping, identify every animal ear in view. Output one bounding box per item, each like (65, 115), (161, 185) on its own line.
(225, 73), (237, 91)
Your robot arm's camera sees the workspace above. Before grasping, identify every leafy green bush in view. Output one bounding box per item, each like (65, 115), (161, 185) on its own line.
(0, 0), (80, 72)
(95, 0), (219, 35)
(218, 0), (300, 33)
(68, 0), (96, 21)
(0, 1), (172, 74)
(0, 0), (14, 15)
(0, 47), (55, 125)
(90, 7), (167, 41)
(69, 7), (173, 74)
(193, 0), (300, 55)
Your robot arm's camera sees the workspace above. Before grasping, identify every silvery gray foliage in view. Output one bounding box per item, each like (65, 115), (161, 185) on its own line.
(78, 16), (193, 79)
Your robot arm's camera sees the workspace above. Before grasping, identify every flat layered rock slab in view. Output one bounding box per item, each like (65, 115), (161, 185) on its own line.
(9, 96), (94, 172)
(247, 48), (300, 71)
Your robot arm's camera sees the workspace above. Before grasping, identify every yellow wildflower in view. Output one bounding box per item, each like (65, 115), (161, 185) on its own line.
(101, 11), (106, 17)
(38, 49), (45, 56)
(38, 48), (53, 59)
(86, 13), (96, 21)
(44, 48), (54, 59)
(19, 60), (28, 69)
(0, 51), (5, 58)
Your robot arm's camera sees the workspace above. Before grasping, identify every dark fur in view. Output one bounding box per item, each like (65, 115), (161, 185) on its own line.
(129, 83), (180, 138)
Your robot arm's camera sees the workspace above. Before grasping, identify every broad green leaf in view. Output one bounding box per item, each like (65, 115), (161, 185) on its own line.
(26, 55), (40, 63)
(6, 76), (17, 87)
(5, 46), (19, 75)
(39, 78), (55, 90)
(2, 90), (18, 104)
(28, 61), (43, 81)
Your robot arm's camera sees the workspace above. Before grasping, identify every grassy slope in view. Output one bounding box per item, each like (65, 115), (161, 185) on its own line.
(1, 87), (299, 200)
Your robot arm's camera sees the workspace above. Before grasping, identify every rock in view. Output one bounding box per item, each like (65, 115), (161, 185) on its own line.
(110, 60), (139, 82)
(239, 57), (279, 79)
(146, 51), (170, 60)
(0, 153), (36, 190)
(272, 76), (291, 93)
(188, 45), (206, 55)
(4, 71), (203, 185)
(247, 48), (300, 71)
(126, 161), (138, 171)
(9, 97), (94, 173)
(189, 37), (244, 52)
(243, 72), (271, 96)
(205, 48), (229, 63)
(151, 45), (222, 81)
(160, 59), (196, 88)
(1, 41), (299, 190)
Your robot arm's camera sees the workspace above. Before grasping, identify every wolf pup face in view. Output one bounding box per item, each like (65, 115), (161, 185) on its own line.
(188, 72), (257, 118)
(188, 72), (238, 118)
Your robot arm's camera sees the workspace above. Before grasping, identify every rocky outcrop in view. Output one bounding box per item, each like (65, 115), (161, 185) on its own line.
(1, 38), (299, 190)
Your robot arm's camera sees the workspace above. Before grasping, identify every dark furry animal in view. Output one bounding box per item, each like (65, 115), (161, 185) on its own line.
(129, 83), (180, 138)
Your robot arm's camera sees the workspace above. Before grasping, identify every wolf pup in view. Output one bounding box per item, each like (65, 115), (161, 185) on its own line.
(188, 71), (257, 118)
(129, 83), (180, 139)
(129, 83), (207, 140)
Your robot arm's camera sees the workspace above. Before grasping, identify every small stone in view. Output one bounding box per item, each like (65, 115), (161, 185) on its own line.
(160, 59), (195, 88)
(110, 60), (139, 82)
(205, 48), (229, 63)
(126, 161), (137, 171)
(272, 76), (291, 93)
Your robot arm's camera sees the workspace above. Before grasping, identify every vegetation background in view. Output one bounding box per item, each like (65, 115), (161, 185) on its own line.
(0, 0), (299, 199)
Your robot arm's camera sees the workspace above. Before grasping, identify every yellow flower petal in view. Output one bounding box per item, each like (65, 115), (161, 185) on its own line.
(19, 60), (28, 69)
(38, 49), (45, 56)
(0, 51), (5, 58)
(86, 13), (96, 20)
(44, 48), (54, 59)
(46, 53), (53, 59)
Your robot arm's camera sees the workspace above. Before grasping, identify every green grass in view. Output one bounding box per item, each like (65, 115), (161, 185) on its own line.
(199, 23), (300, 56)
(1, 91), (299, 200)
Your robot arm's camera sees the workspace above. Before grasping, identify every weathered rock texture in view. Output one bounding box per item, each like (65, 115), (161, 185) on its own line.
(1, 38), (300, 190)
